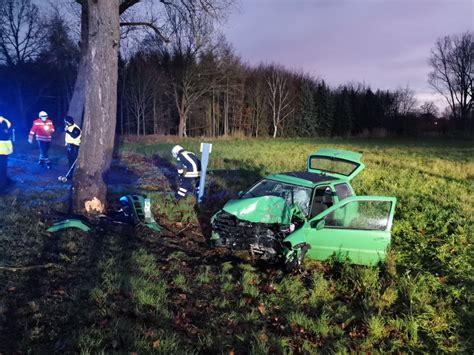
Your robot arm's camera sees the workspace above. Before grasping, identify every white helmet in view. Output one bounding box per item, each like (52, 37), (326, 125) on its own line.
(39, 111), (48, 119)
(171, 145), (184, 158)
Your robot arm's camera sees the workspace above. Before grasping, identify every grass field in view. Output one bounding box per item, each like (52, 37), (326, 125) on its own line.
(1, 137), (473, 353)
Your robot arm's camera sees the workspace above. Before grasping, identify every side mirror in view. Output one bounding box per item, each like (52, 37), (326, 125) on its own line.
(310, 219), (325, 230)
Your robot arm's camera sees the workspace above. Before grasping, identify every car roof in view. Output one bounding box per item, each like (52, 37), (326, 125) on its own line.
(266, 171), (338, 188)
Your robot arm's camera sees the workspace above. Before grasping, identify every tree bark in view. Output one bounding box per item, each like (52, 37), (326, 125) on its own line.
(72, 0), (120, 214)
(67, 3), (89, 126)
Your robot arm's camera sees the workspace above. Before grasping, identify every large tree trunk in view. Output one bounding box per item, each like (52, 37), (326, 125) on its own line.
(67, 3), (89, 126)
(73, 0), (120, 214)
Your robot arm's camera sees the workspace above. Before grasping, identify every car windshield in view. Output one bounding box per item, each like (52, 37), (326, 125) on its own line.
(242, 179), (312, 215)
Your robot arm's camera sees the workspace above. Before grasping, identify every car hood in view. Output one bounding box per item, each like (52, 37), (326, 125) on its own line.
(222, 196), (291, 224)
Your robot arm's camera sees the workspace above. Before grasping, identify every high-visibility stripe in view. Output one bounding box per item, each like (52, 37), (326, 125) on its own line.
(36, 136), (52, 141)
(65, 124), (81, 146)
(177, 191), (186, 196)
(0, 118), (12, 128)
(182, 151), (198, 173)
(177, 169), (184, 174)
(184, 172), (200, 178)
(179, 187), (187, 192)
(0, 140), (13, 155)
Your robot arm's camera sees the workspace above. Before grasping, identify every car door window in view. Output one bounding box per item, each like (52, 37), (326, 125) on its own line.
(335, 183), (352, 201)
(324, 200), (393, 231)
(310, 186), (332, 218)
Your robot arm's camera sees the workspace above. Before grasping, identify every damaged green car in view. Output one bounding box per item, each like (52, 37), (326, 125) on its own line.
(211, 148), (396, 268)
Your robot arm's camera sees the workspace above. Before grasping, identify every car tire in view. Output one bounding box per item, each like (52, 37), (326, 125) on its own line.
(285, 244), (308, 272)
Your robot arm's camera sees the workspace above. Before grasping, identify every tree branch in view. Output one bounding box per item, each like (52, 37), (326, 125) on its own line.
(120, 22), (170, 43)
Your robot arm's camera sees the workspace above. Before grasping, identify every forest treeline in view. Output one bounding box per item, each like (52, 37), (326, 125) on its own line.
(0, 1), (471, 137)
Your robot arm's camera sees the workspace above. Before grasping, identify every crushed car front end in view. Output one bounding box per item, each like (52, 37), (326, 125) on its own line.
(211, 176), (313, 260)
(211, 195), (297, 259)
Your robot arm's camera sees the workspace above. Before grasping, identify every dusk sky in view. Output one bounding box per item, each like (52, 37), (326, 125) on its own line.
(222, 0), (473, 109)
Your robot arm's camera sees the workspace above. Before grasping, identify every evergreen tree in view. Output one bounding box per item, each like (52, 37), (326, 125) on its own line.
(314, 81), (334, 136)
(299, 78), (317, 136)
(332, 87), (353, 136)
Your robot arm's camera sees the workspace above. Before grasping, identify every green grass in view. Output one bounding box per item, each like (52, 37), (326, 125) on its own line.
(1, 137), (472, 353)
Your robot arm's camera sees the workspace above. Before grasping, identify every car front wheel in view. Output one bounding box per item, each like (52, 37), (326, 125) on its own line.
(285, 244), (308, 272)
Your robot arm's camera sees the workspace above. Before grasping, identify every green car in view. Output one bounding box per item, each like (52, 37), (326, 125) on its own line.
(211, 148), (396, 268)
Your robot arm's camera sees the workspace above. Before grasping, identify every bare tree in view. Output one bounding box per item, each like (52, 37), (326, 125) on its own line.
(124, 53), (160, 135)
(429, 32), (473, 130)
(419, 101), (439, 117)
(0, 0), (46, 122)
(0, 0), (46, 66)
(266, 66), (293, 138)
(157, 6), (218, 137)
(394, 86), (417, 116)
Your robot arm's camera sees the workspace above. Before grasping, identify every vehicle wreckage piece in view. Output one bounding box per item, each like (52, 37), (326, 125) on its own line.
(47, 219), (91, 233)
(115, 195), (162, 232)
(211, 148), (397, 267)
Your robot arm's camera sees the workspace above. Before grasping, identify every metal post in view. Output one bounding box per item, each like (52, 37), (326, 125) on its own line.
(198, 142), (212, 203)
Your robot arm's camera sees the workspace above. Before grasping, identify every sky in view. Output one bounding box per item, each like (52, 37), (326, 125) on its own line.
(222, 0), (474, 110)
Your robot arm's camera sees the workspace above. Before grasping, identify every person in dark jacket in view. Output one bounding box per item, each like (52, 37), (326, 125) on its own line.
(171, 145), (201, 200)
(64, 115), (81, 178)
(0, 116), (13, 193)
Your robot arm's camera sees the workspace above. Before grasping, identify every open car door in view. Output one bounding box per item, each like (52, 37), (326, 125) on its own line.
(304, 196), (396, 265)
(307, 148), (365, 181)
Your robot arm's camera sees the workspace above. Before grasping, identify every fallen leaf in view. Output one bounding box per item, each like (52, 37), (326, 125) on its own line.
(7, 287), (16, 292)
(152, 340), (161, 349)
(257, 303), (266, 315)
(258, 333), (267, 344)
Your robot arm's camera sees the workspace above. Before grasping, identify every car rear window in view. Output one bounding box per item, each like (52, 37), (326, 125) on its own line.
(335, 183), (352, 201)
(309, 157), (358, 176)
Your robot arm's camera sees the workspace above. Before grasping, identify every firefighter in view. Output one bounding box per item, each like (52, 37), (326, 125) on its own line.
(0, 116), (13, 193)
(28, 111), (55, 168)
(171, 145), (201, 200)
(64, 115), (81, 176)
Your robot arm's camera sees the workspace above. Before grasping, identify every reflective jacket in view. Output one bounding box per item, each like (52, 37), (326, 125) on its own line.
(176, 150), (201, 178)
(65, 123), (81, 146)
(29, 118), (55, 142)
(0, 117), (13, 155)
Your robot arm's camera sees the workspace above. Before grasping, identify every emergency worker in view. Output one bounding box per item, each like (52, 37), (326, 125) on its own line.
(171, 145), (201, 199)
(0, 116), (13, 193)
(64, 115), (81, 173)
(28, 111), (55, 168)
